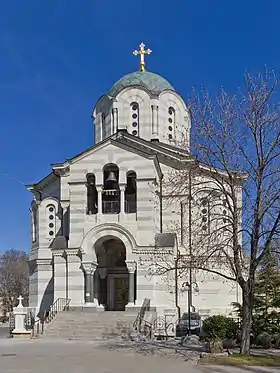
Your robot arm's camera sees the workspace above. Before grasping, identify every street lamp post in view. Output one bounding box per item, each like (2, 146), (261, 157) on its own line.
(181, 281), (199, 335)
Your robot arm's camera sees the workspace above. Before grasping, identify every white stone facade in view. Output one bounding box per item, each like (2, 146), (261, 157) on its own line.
(28, 66), (241, 319)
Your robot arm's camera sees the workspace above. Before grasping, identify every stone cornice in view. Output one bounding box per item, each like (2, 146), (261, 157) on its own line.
(132, 248), (174, 255)
(68, 181), (86, 185)
(51, 249), (66, 257)
(33, 258), (52, 266)
(65, 248), (82, 257)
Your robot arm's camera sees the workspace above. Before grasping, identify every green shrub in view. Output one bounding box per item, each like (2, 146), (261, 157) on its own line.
(202, 315), (238, 340)
(256, 332), (272, 348)
(208, 338), (224, 353)
(271, 334), (280, 348)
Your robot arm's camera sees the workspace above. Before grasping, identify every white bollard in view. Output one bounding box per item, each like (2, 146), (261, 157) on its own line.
(12, 295), (31, 338)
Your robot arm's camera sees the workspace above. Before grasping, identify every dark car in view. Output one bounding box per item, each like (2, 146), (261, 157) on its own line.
(176, 312), (202, 337)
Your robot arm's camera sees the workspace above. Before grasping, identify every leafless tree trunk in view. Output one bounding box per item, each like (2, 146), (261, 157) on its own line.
(152, 70), (280, 355)
(0, 249), (29, 313)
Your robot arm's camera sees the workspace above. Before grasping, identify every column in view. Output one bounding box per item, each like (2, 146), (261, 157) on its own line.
(96, 186), (103, 215)
(120, 185), (126, 214)
(84, 268), (91, 304)
(82, 262), (103, 309)
(53, 252), (67, 301)
(67, 251), (84, 307)
(125, 260), (136, 307)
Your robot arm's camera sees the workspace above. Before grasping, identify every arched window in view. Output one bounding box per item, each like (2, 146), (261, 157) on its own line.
(102, 164), (120, 214)
(125, 171), (137, 213)
(130, 102), (139, 136)
(167, 106), (175, 140)
(47, 204), (56, 239)
(86, 173), (98, 215)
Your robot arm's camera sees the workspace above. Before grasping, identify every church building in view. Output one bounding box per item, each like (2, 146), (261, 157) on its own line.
(27, 43), (240, 318)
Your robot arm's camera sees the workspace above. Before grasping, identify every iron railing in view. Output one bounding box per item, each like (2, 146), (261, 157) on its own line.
(133, 298), (151, 336)
(102, 201), (120, 214)
(102, 200), (136, 214)
(31, 297), (71, 338)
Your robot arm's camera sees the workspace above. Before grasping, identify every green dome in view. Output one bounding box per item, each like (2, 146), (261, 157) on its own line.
(108, 71), (175, 97)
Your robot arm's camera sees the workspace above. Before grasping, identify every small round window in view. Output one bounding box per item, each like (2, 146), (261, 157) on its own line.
(49, 231), (54, 236)
(49, 215), (54, 220)
(132, 104), (138, 111)
(132, 122), (138, 127)
(168, 118), (173, 123)
(168, 134), (173, 140)
(132, 130), (138, 136)
(49, 223), (54, 228)
(168, 126), (173, 131)
(49, 207), (54, 212)
(132, 113), (138, 119)
(168, 107), (174, 115)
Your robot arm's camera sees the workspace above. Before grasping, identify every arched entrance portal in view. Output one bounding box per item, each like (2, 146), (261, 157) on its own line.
(95, 237), (129, 311)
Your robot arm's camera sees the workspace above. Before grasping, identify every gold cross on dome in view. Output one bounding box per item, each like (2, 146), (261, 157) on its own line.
(133, 42), (152, 72)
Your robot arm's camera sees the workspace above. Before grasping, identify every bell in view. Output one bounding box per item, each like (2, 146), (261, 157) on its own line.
(106, 171), (117, 182)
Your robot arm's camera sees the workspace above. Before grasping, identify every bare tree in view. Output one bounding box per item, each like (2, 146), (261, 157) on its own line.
(0, 249), (29, 313)
(149, 70), (280, 355)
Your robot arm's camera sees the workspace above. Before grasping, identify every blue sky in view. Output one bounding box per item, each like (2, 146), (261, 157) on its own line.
(0, 0), (279, 252)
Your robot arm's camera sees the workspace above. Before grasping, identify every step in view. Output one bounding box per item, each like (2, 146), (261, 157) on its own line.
(43, 310), (137, 340)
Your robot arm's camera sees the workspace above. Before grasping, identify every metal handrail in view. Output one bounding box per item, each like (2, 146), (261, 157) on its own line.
(31, 297), (71, 338)
(133, 298), (151, 334)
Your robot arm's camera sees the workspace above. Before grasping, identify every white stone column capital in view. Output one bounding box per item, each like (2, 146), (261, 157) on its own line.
(82, 261), (98, 274)
(119, 183), (127, 192)
(125, 260), (137, 274)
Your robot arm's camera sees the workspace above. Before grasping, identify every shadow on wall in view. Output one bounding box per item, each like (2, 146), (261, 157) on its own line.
(37, 277), (54, 319)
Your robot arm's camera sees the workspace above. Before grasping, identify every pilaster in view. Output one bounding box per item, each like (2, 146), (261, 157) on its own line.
(52, 250), (67, 302)
(66, 249), (83, 306)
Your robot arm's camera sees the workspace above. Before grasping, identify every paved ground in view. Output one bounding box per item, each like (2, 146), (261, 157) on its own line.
(0, 338), (200, 373)
(0, 338), (278, 373)
(0, 324), (9, 338)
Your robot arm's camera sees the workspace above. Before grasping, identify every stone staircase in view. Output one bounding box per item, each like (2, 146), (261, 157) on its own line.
(43, 310), (136, 341)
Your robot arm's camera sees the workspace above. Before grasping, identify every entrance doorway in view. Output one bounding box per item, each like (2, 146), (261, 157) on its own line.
(95, 237), (129, 311)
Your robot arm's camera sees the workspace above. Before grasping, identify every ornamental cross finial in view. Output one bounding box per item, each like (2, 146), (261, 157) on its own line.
(17, 295), (24, 307)
(133, 42), (152, 72)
